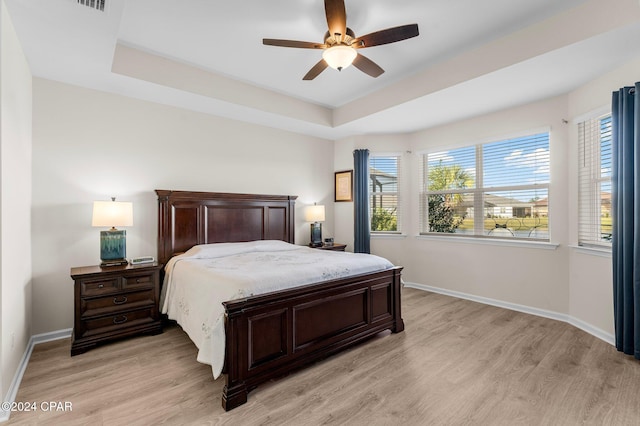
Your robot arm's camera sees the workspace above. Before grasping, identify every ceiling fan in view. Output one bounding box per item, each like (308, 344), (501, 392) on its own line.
(263, 0), (419, 80)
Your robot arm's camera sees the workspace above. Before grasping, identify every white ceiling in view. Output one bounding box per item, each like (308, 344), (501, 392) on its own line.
(5, 0), (640, 139)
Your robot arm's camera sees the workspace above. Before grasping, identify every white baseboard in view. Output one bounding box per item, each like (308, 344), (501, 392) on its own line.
(31, 328), (73, 345)
(404, 282), (615, 346)
(567, 316), (615, 346)
(0, 328), (72, 423)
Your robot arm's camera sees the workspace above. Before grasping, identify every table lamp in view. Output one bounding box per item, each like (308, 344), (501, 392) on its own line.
(92, 197), (133, 267)
(305, 203), (325, 247)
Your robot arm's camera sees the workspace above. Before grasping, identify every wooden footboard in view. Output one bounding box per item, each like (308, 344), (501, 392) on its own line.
(222, 266), (404, 411)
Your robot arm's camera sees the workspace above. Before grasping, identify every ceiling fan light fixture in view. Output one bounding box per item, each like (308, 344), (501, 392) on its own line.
(263, 1), (419, 80)
(322, 45), (357, 71)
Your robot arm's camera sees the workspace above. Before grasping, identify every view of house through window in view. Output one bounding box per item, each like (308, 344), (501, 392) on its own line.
(578, 114), (612, 247)
(369, 156), (401, 232)
(421, 133), (550, 240)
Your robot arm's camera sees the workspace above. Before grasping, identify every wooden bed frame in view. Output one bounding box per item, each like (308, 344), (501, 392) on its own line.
(156, 190), (404, 411)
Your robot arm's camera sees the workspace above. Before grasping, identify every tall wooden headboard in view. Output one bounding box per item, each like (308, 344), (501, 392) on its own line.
(155, 190), (297, 265)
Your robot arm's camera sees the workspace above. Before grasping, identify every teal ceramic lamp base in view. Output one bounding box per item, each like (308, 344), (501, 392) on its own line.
(309, 222), (323, 247)
(100, 228), (128, 267)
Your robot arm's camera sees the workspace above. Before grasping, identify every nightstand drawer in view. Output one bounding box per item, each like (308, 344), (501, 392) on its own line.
(81, 277), (119, 296)
(122, 272), (156, 290)
(81, 290), (156, 318)
(82, 308), (156, 336)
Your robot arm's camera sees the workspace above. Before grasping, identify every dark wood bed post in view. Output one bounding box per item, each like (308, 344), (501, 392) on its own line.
(156, 190), (170, 265)
(392, 269), (405, 333)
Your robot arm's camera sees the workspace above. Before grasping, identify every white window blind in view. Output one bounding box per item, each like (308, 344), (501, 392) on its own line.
(370, 155), (401, 233)
(420, 133), (550, 240)
(77, 0), (106, 11)
(578, 114), (612, 247)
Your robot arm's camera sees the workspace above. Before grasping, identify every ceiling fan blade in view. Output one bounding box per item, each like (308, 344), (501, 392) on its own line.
(352, 24), (419, 48)
(303, 59), (329, 80)
(352, 53), (384, 78)
(263, 39), (326, 49)
(324, 0), (347, 42)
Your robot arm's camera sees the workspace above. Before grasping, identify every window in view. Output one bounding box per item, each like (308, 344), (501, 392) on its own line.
(369, 155), (401, 233)
(420, 132), (550, 240)
(578, 114), (612, 247)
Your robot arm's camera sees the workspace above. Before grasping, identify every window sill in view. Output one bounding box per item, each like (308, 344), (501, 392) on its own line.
(371, 233), (407, 239)
(569, 245), (611, 258)
(416, 234), (559, 250)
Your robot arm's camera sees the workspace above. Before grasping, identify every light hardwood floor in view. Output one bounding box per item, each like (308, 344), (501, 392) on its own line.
(6, 288), (640, 425)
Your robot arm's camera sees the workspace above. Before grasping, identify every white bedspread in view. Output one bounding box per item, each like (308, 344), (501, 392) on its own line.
(160, 240), (394, 379)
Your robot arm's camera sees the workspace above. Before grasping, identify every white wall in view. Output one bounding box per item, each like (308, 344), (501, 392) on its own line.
(333, 58), (640, 341)
(337, 97), (571, 313)
(333, 137), (355, 249)
(565, 58), (640, 336)
(0, 0), (32, 402)
(408, 96), (570, 314)
(31, 79), (334, 334)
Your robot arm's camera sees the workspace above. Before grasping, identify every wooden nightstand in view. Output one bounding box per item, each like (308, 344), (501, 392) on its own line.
(313, 243), (347, 252)
(70, 263), (163, 356)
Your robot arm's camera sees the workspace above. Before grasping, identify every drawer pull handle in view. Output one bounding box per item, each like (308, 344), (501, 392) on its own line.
(113, 296), (128, 305)
(113, 315), (128, 325)
(98, 284), (104, 288)
(136, 279), (141, 283)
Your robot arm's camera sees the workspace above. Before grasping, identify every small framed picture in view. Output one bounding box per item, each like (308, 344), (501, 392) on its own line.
(335, 170), (353, 202)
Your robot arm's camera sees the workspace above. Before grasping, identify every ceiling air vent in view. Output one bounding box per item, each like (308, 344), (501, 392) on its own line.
(77, 0), (106, 12)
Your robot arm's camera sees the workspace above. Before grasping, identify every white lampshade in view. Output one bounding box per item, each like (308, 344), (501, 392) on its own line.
(305, 204), (325, 222)
(92, 199), (133, 228)
(322, 45), (357, 71)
